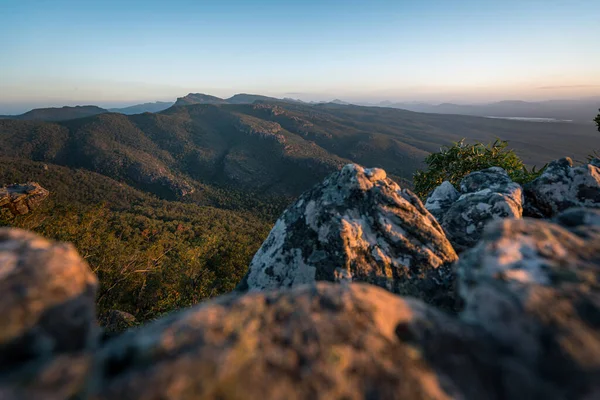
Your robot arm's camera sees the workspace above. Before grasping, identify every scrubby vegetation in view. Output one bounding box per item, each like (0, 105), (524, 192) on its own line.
(413, 139), (544, 199)
(595, 108), (600, 132)
(0, 159), (276, 322)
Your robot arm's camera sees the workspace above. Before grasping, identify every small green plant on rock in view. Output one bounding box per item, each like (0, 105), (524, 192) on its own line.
(413, 139), (544, 199)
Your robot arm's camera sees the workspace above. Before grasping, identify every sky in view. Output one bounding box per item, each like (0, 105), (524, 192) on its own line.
(1, 0), (600, 113)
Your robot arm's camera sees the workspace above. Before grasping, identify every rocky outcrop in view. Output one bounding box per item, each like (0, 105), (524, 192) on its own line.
(426, 167), (523, 252)
(90, 283), (548, 400)
(424, 180), (459, 221)
(238, 164), (459, 308)
(0, 229), (98, 372)
(457, 209), (600, 398)
(0, 182), (49, 216)
(1, 162), (599, 399)
(524, 157), (600, 218)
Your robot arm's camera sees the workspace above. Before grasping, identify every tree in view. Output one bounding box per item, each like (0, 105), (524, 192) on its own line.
(595, 109), (600, 132)
(413, 139), (544, 199)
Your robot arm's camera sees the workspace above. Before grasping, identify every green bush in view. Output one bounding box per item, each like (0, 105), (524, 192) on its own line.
(413, 139), (544, 199)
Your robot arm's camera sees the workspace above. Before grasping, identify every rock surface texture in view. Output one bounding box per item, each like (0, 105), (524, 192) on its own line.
(425, 167), (523, 252)
(0, 228), (98, 400)
(238, 164), (459, 308)
(424, 181), (459, 222)
(0, 182), (49, 216)
(90, 283), (548, 400)
(0, 161), (599, 399)
(524, 157), (600, 218)
(457, 208), (600, 398)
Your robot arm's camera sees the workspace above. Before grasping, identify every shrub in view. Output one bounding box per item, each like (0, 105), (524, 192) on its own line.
(595, 109), (600, 132)
(413, 139), (544, 199)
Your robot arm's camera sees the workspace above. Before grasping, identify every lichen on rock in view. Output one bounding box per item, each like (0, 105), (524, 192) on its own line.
(431, 167), (524, 252)
(524, 157), (600, 218)
(238, 164), (459, 308)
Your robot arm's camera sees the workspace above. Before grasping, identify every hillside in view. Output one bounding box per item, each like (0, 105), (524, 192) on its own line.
(174, 93), (227, 106)
(1, 105), (108, 121)
(0, 102), (597, 202)
(0, 158), (275, 320)
(109, 101), (174, 114)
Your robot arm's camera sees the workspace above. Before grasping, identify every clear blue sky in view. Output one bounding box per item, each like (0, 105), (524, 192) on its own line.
(1, 0), (599, 112)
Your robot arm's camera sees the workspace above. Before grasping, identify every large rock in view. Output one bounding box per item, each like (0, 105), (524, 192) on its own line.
(441, 167), (523, 252)
(524, 157), (600, 217)
(424, 180), (459, 222)
(0, 182), (49, 216)
(457, 209), (600, 398)
(0, 228), (98, 372)
(237, 164), (458, 308)
(99, 310), (137, 334)
(91, 283), (548, 400)
(0, 354), (92, 400)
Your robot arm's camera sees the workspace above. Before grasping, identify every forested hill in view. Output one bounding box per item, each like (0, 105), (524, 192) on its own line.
(0, 101), (597, 202)
(0, 105), (108, 121)
(0, 100), (598, 323)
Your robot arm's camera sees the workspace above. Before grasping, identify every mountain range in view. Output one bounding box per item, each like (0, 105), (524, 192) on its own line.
(1, 98), (597, 204)
(367, 97), (600, 124)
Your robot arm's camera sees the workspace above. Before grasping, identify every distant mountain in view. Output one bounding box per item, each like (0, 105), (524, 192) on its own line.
(226, 93), (279, 104)
(175, 93), (227, 106)
(174, 93), (285, 107)
(1, 105), (108, 122)
(0, 100), (597, 203)
(109, 101), (173, 115)
(331, 99), (350, 105)
(381, 98), (600, 123)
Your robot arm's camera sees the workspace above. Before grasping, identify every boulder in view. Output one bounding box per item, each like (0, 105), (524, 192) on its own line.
(237, 164), (458, 308)
(457, 209), (600, 398)
(91, 283), (548, 400)
(0, 182), (49, 216)
(524, 157), (600, 218)
(424, 180), (459, 222)
(0, 228), (98, 372)
(100, 310), (137, 334)
(441, 167), (523, 252)
(0, 354), (92, 400)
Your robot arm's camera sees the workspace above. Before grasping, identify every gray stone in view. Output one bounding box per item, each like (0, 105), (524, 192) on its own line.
(457, 210), (600, 398)
(424, 180), (459, 222)
(524, 157), (600, 217)
(91, 283), (549, 400)
(0, 182), (49, 216)
(0, 228), (98, 372)
(441, 167), (523, 252)
(238, 164), (459, 308)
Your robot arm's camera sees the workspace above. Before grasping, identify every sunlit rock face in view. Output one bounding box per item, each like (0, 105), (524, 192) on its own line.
(238, 164), (459, 308)
(92, 283), (542, 400)
(0, 228), (98, 372)
(524, 157), (600, 218)
(0, 182), (49, 216)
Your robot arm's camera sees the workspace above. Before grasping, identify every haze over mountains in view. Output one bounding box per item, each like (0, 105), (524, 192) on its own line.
(0, 95), (597, 208)
(371, 97), (600, 123)
(3, 92), (598, 125)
